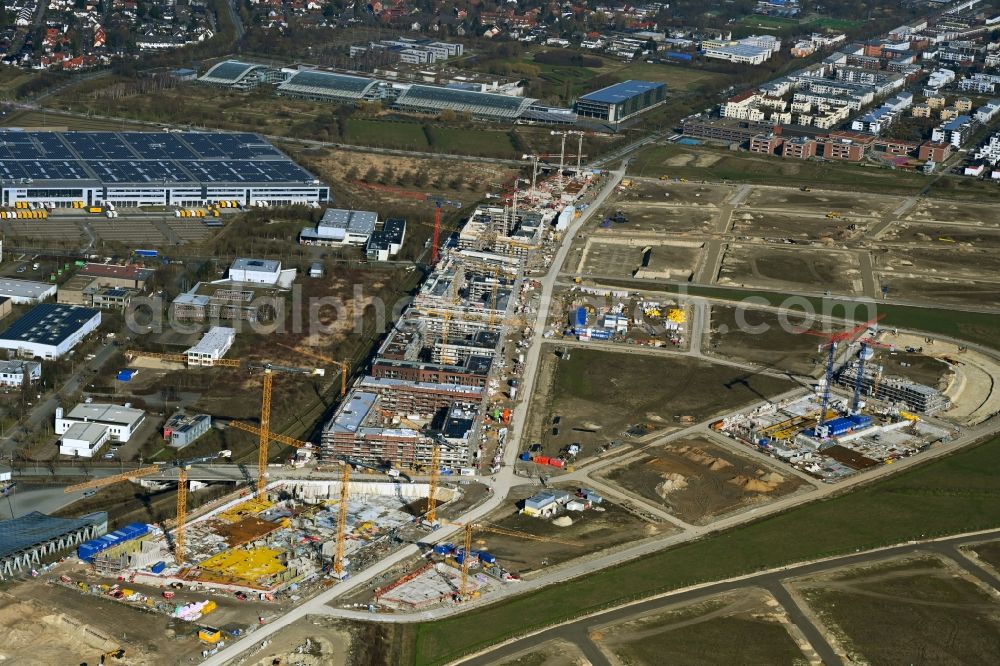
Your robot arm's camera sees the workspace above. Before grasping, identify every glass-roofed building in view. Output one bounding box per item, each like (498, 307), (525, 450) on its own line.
(393, 84), (538, 120)
(199, 60), (286, 90)
(574, 80), (668, 125)
(277, 70), (385, 103)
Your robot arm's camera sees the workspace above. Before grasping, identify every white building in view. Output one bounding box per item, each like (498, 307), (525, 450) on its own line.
(0, 304), (101, 360)
(228, 258), (282, 285)
(300, 208), (378, 246)
(56, 403), (146, 448)
(703, 35), (780, 65)
(185, 326), (236, 366)
(0, 360), (41, 388)
(59, 422), (112, 458)
(0, 279), (57, 305)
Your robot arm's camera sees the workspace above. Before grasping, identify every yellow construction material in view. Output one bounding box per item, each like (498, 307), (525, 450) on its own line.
(198, 547), (286, 585)
(198, 629), (222, 643)
(667, 308), (686, 323)
(216, 497), (273, 524)
(899, 411), (920, 422)
(201, 600), (217, 615)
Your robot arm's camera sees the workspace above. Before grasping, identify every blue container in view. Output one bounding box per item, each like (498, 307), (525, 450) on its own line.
(574, 307), (587, 328)
(478, 552), (497, 564)
(518, 452), (531, 461)
(134, 249), (158, 258)
(150, 561), (166, 574)
(663, 51), (694, 62)
(432, 543), (454, 556)
(590, 328), (612, 340)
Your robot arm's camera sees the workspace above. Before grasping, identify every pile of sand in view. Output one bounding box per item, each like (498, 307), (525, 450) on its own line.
(552, 516), (574, 527)
(0, 594), (136, 665)
(656, 473), (688, 498)
(679, 447), (733, 470)
(729, 475), (778, 493)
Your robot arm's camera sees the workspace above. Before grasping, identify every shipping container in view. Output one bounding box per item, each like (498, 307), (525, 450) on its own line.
(88, 207), (103, 214)
(547, 459), (566, 469)
(477, 551), (497, 564)
(134, 249), (158, 258)
(150, 561), (167, 574)
(432, 543), (454, 556)
(533, 456), (550, 465)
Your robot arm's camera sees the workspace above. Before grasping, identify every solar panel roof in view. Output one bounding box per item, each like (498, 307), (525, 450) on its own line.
(0, 131), (315, 186)
(0, 511), (106, 558)
(578, 80), (666, 104)
(394, 85), (536, 118)
(0, 303), (99, 347)
(278, 70), (378, 99)
(199, 60), (267, 83)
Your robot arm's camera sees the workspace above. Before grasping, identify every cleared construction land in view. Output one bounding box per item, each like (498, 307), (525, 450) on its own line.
(708, 304), (836, 376)
(527, 347), (797, 460)
(590, 588), (812, 665)
(793, 555), (1000, 664)
(482, 485), (673, 574)
(718, 244), (862, 294)
(967, 539), (1000, 573)
(600, 436), (812, 525)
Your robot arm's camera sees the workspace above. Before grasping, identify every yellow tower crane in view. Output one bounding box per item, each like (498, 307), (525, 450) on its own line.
(426, 435), (461, 526)
(64, 450), (232, 564)
(274, 343), (350, 397)
(444, 522), (580, 598)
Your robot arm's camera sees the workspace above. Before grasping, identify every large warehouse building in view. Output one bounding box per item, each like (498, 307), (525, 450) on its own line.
(0, 511), (107, 579)
(0, 131), (328, 208)
(574, 80), (668, 125)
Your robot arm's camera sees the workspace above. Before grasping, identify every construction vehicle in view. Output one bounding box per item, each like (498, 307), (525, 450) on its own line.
(98, 648), (126, 664)
(442, 521), (579, 598)
(825, 211), (841, 219)
(64, 450), (232, 564)
(800, 186), (811, 192)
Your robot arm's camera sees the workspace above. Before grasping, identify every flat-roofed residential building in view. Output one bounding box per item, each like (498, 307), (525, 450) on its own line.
(163, 412), (212, 449)
(185, 326), (236, 366)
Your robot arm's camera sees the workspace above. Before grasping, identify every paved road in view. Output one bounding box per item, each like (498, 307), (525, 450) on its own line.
(201, 167), (629, 666)
(457, 529), (1000, 666)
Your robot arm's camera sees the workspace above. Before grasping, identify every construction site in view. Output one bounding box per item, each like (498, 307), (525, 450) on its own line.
(552, 286), (689, 347)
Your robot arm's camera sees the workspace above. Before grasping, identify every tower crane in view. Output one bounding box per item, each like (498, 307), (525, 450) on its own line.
(330, 455), (410, 579)
(64, 450), (232, 564)
(441, 521), (579, 598)
(273, 343), (350, 398)
(425, 434), (461, 526)
(850, 335), (893, 414)
(798, 315), (884, 432)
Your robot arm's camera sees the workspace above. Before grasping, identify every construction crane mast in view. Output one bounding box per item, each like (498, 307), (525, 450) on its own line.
(851, 336), (892, 414)
(64, 450), (232, 564)
(275, 343), (350, 398)
(426, 435), (460, 526)
(798, 315), (884, 429)
(444, 522), (579, 598)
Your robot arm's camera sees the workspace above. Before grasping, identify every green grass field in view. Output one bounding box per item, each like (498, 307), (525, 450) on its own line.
(412, 434), (1000, 663)
(432, 126), (517, 158)
(344, 118), (429, 151)
(611, 61), (736, 92)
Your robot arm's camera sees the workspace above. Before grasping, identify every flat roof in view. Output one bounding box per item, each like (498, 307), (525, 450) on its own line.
(230, 257), (281, 273)
(63, 422), (109, 444)
(80, 263), (154, 281)
(579, 80), (666, 105)
(0, 131), (319, 188)
(319, 208), (378, 234)
(329, 391), (378, 434)
(65, 402), (144, 427)
(186, 326), (236, 356)
(0, 278), (55, 299)
(0, 511), (106, 559)
(0, 303), (99, 347)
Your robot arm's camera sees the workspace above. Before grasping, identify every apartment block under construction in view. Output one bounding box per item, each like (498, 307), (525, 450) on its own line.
(457, 205), (549, 258)
(837, 362), (951, 414)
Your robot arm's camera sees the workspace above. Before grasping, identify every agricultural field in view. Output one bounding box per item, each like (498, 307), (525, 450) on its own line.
(526, 347), (797, 460)
(718, 244), (863, 294)
(601, 436), (813, 525)
(591, 589), (812, 665)
(794, 555), (1000, 664)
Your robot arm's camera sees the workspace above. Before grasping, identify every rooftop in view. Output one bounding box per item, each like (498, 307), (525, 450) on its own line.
(230, 257), (281, 274)
(329, 391), (378, 434)
(63, 422), (110, 443)
(199, 60), (269, 84)
(0, 278), (54, 299)
(0, 303), (99, 347)
(277, 70), (380, 100)
(0, 131), (317, 187)
(80, 263), (154, 281)
(394, 84), (537, 119)
(186, 326), (236, 356)
(0, 511), (106, 559)
(65, 402), (145, 426)
(578, 80), (666, 105)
